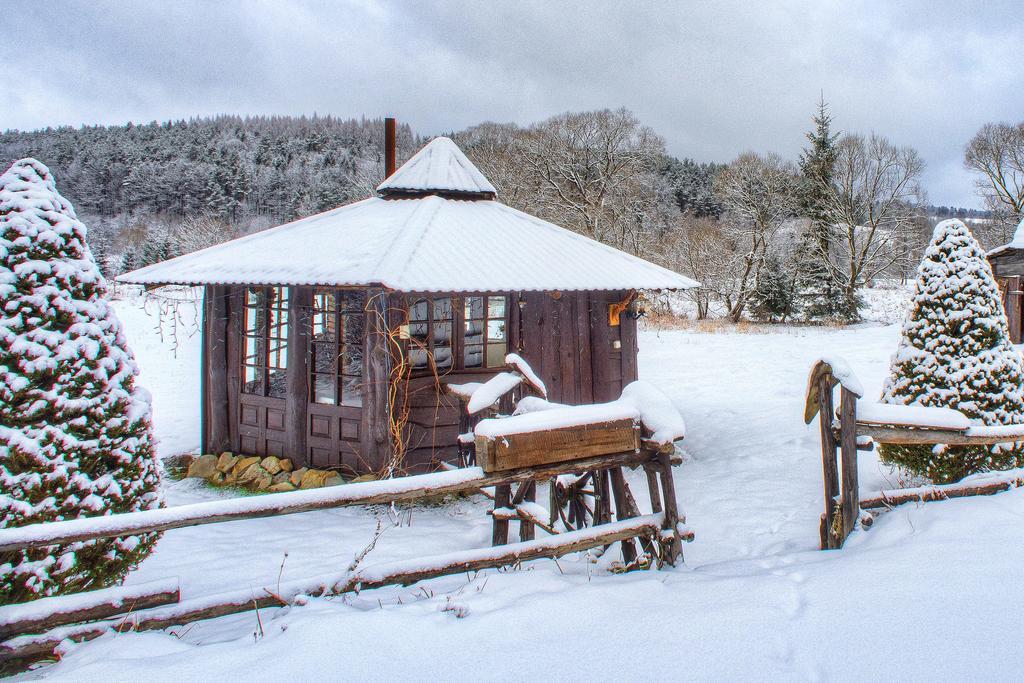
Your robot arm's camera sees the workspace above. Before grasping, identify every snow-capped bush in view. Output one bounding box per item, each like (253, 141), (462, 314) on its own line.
(0, 159), (163, 603)
(879, 219), (1024, 483)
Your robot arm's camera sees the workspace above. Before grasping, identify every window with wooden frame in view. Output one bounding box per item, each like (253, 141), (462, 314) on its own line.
(406, 294), (508, 373)
(242, 286), (289, 398)
(310, 289), (366, 407)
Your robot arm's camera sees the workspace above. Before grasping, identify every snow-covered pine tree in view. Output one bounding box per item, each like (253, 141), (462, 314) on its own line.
(0, 159), (162, 603)
(879, 219), (1024, 483)
(795, 98), (848, 321)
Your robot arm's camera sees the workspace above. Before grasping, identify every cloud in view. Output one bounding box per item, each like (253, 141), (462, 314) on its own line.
(3, 0), (1022, 207)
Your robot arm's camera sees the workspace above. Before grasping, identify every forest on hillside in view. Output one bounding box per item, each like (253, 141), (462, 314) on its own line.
(0, 108), (1013, 323)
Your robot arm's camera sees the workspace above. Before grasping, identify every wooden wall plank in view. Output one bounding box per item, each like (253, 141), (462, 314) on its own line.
(575, 292), (594, 405)
(589, 292), (614, 403)
(225, 286), (242, 451)
(557, 294), (577, 405)
(620, 295), (639, 385)
(205, 285), (231, 455)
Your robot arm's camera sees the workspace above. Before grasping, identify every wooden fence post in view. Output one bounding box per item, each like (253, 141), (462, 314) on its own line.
(838, 387), (859, 544)
(817, 374), (840, 549)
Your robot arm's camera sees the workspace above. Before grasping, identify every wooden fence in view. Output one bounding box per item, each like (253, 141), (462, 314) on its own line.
(806, 358), (1024, 549)
(0, 442), (688, 669)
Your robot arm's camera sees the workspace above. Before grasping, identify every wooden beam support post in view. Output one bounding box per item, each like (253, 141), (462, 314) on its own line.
(656, 453), (683, 565)
(492, 484), (511, 546)
(514, 481), (537, 542)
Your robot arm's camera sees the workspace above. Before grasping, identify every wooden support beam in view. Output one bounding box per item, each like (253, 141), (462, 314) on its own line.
(491, 484), (511, 546)
(1, 516), (664, 666)
(0, 579), (179, 641)
(0, 450), (659, 554)
(656, 452), (684, 565)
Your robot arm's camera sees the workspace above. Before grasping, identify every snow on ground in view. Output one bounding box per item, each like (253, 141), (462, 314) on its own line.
(19, 293), (1024, 681)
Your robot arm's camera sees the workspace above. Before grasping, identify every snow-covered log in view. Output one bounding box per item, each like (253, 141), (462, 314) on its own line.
(859, 469), (1024, 509)
(0, 579), (179, 641)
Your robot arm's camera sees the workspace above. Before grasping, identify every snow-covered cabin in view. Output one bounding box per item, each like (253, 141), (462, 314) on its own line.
(119, 135), (697, 474)
(987, 217), (1024, 342)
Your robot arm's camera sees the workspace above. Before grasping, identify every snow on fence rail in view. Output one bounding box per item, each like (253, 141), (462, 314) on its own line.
(0, 579), (179, 641)
(0, 450), (658, 554)
(805, 357), (1024, 550)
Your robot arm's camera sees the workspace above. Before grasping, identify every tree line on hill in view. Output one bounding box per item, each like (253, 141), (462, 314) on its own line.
(1, 107), (1015, 323)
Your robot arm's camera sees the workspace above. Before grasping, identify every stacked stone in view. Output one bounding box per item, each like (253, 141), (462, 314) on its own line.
(185, 453), (350, 491)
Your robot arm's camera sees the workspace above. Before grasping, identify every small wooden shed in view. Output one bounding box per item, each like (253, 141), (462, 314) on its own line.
(120, 133), (697, 474)
(987, 218), (1024, 343)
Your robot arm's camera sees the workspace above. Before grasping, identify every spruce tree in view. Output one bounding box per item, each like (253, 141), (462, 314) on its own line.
(795, 98), (847, 321)
(750, 251), (797, 322)
(879, 219), (1024, 483)
(0, 159), (162, 603)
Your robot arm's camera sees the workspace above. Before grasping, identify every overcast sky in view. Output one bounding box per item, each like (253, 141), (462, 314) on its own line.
(4, 1), (1022, 208)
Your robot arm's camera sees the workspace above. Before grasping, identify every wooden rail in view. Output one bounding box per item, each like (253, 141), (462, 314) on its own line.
(0, 450), (662, 554)
(0, 579), (179, 641)
(1, 445), (686, 669)
(1, 515), (671, 665)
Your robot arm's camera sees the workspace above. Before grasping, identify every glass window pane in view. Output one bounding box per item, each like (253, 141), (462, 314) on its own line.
(312, 342), (336, 373)
(464, 343), (483, 369)
(487, 319), (506, 341)
(313, 374), (336, 404)
(409, 322), (429, 342)
(434, 297), (453, 321)
(486, 341), (507, 368)
(464, 296), (483, 320)
(341, 375), (362, 407)
(268, 368), (287, 398)
(343, 313), (364, 347)
(488, 296), (506, 318)
(434, 345), (453, 370)
(342, 347), (362, 376)
(408, 347), (430, 370)
(410, 299), (429, 322)
(342, 291), (366, 313)
(464, 319), (483, 344)
(433, 321), (452, 347)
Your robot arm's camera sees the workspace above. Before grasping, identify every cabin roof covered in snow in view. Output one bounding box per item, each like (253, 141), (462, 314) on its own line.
(118, 138), (698, 292)
(987, 217), (1024, 258)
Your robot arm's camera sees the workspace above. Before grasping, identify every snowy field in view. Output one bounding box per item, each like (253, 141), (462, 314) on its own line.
(20, 290), (1024, 681)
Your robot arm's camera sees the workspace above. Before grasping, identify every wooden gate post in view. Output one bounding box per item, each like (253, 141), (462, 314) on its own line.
(816, 374), (841, 549)
(838, 387), (859, 542)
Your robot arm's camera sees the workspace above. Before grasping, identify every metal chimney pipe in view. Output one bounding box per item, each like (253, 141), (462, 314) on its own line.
(384, 117), (397, 179)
